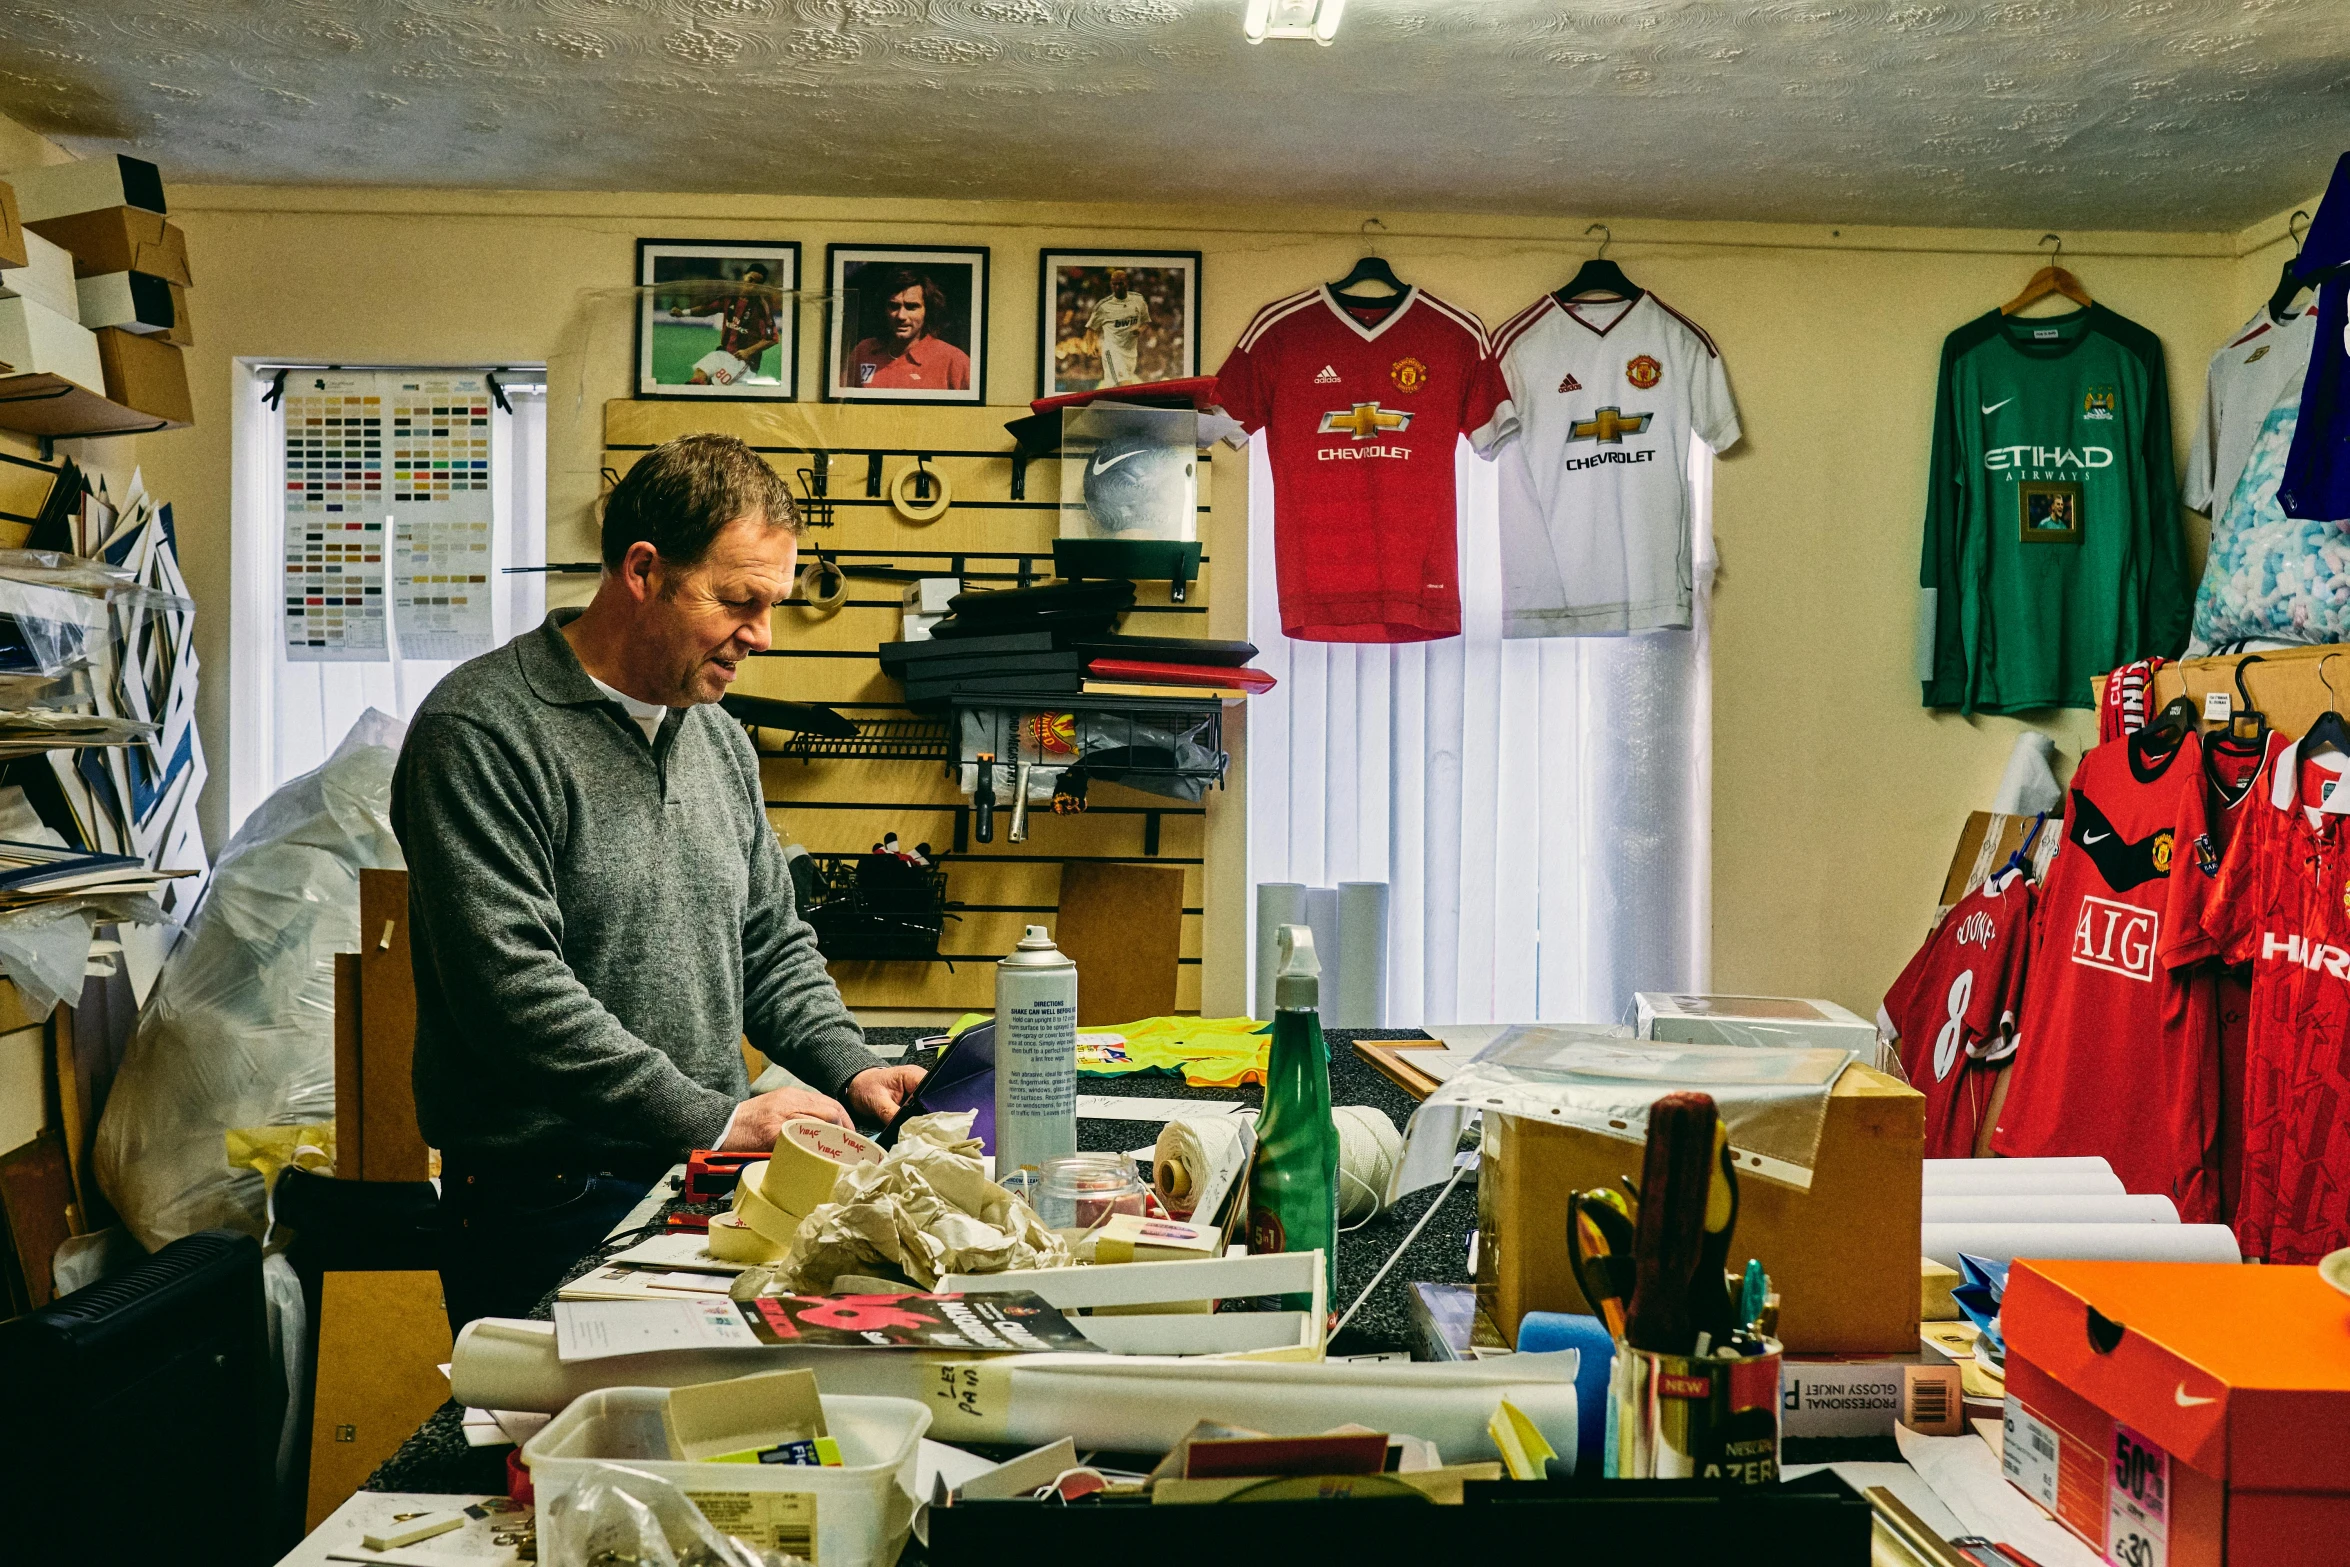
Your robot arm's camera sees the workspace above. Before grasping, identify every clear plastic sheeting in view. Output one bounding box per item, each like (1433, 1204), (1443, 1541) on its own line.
(1388, 1025), (1860, 1202)
(542, 1464), (806, 1567)
(94, 709), (407, 1253)
(0, 893), (162, 1012)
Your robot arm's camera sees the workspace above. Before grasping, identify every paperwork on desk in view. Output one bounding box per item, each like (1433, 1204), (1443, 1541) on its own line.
(1076, 1094), (1249, 1122)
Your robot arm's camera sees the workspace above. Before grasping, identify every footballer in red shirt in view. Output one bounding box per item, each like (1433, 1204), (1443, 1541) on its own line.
(1995, 728), (2221, 1221)
(841, 268), (972, 394)
(1214, 285), (1516, 642)
(2175, 738), (2350, 1262)
(1880, 869), (2034, 1159)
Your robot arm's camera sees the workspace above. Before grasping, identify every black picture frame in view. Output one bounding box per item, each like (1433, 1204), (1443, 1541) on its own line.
(823, 243), (990, 406)
(1038, 248), (1203, 400)
(634, 239), (802, 401)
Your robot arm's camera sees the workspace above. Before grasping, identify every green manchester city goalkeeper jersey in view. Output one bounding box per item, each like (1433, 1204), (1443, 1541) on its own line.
(1920, 304), (2189, 714)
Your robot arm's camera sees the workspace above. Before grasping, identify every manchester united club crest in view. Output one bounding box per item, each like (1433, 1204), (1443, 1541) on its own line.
(2150, 828), (2174, 875)
(1625, 354), (1663, 389)
(1390, 356), (1431, 394)
(2341, 875), (2350, 916)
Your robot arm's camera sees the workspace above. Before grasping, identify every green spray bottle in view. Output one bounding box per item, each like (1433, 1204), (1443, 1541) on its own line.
(1247, 924), (1339, 1314)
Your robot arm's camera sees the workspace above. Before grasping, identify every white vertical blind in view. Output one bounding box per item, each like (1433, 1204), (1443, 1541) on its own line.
(1246, 438), (1713, 1026)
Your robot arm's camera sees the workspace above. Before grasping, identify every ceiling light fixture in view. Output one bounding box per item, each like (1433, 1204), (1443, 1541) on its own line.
(1243, 0), (1346, 45)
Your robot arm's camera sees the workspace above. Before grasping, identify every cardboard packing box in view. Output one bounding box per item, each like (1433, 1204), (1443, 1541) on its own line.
(94, 327), (191, 427)
(0, 182), (27, 273)
(159, 280), (191, 347)
(75, 270), (175, 335)
(1474, 1063), (1924, 1354)
(2002, 1259), (2350, 1566)
(5, 154), (164, 224)
(0, 231), (78, 320)
(0, 295), (102, 390)
(25, 206), (191, 286)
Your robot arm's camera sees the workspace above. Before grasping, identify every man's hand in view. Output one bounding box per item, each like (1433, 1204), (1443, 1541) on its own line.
(717, 1085), (852, 1150)
(843, 1064), (928, 1128)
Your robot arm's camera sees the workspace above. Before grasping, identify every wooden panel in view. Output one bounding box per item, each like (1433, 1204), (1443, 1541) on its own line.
(1055, 862), (1186, 1025)
(358, 869), (427, 1182)
(306, 1271), (454, 1528)
(609, 398), (1229, 1018)
(333, 952), (362, 1181)
(0, 1130), (75, 1307)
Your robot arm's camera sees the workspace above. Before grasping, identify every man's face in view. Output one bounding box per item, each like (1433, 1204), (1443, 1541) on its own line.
(641, 513), (797, 705)
(886, 284), (926, 343)
(1110, 272), (1128, 298)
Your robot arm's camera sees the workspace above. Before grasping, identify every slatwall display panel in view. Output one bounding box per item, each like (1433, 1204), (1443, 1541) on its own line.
(608, 399), (1224, 1014)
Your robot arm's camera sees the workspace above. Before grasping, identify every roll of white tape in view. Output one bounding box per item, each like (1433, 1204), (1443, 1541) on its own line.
(729, 1162), (769, 1211)
(705, 1212), (785, 1265)
(760, 1116), (884, 1217)
(734, 1172), (803, 1246)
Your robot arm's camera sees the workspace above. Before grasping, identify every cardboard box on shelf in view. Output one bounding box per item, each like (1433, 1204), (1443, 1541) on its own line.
(5, 154), (164, 224)
(1475, 1064), (1924, 1354)
(2002, 1258), (2350, 1566)
(158, 280), (191, 347)
(1938, 808), (2064, 910)
(2092, 645), (2350, 743)
(25, 206), (190, 286)
(74, 270), (174, 335)
(0, 296), (102, 390)
(94, 327), (191, 427)
(0, 232), (78, 320)
(0, 180), (23, 271)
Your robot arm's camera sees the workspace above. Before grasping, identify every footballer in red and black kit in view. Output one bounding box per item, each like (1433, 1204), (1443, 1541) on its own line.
(1879, 869), (2034, 1160)
(1994, 726), (2222, 1222)
(2169, 736), (2350, 1263)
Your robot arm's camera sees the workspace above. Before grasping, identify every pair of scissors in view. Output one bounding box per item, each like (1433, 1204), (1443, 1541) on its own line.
(1566, 1187), (1636, 1342)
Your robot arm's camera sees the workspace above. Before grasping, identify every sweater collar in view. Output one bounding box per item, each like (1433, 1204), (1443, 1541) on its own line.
(519, 607), (615, 708)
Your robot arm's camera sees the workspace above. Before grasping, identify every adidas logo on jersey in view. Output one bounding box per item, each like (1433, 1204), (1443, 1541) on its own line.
(1557, 373), (1582, 393)
(1314, 365), (1340, 384)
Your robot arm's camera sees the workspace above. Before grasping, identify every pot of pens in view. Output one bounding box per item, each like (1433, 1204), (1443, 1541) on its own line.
(1570, 1090), (1783, 1485)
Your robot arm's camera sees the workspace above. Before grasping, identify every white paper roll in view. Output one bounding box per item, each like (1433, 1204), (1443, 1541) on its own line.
(1254, 882), (1308, 1020)
(1919, 1222), (2241, 1270)
(1921, 1157), (2123, 1196)
(1304, 887), (1342, 1019)
(449, 1318), (936, 1414)
(1921, 1194), (2178, 1226)
(1334, 881), (1390, 1028)
(1153, 1116), (1248, 1224)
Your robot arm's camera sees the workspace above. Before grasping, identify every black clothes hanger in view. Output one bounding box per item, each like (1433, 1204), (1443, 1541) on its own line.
(2306, 655), (2350, 759)
(1329, 217), (1408, 302)
(2269, 211), (2314, 324)
(2144, 692), (2201, 746)
(2229, 655), (2270, 746)
(1556, 223), (1643, 306)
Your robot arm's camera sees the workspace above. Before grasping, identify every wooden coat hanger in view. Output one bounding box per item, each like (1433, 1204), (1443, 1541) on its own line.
(2002, 233), (2092, 315)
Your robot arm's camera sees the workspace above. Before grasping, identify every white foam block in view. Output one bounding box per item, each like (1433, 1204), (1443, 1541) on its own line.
(0, 231), (77, 319)
(0, 295), (101, 389)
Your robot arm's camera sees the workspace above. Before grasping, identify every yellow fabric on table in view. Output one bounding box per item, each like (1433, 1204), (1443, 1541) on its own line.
(947, 1012), (1274, 1088)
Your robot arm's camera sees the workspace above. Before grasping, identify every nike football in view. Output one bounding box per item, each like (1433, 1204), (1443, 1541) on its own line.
(1080, 433), (1193, 536)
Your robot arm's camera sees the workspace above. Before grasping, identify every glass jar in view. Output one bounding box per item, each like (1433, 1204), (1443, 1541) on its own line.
(1031, 1152), (1150, 1238)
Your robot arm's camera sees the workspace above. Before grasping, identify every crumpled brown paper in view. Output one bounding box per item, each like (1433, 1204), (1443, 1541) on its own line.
(781, 1110), (1072, 1290)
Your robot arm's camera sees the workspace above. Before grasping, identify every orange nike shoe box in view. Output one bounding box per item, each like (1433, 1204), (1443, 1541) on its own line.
(2001, 1259), (2350, 1566)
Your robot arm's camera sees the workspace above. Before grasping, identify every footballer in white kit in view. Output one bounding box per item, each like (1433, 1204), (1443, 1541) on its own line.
(1087, 271), (1151, 385)
(1489, 291), (1740, 636)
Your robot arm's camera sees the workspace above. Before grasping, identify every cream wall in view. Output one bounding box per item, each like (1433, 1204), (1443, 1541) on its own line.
(137, 186), (2278, 1018)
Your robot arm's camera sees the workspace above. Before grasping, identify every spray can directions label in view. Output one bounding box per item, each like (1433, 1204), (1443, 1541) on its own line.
(1004, 997), (1076, 1120)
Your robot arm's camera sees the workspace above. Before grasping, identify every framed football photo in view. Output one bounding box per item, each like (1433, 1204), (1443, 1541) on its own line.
(1040, 249), (1201, 398)
(635, 239), (800, 400)
(825, 244), (989, 405)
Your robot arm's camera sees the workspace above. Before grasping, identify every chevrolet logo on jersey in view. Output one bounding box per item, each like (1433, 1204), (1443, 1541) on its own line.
(1319, 403), (1412, 440)
(1568, 407), (1653, 444)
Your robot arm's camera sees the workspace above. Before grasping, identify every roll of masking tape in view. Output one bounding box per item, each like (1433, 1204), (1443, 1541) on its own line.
(730, 1162), (768, 1211)
(760, 1116), (885, 1218)
(734, 1173), (804, 1246)
(797, 557), (848, 613)
(889, 463), (952, 523)
(705, 1211), (785, 1265)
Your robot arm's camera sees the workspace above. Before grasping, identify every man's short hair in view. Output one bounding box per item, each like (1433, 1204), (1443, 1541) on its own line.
(877, 267), (949, 327)
(740, 263), (769, 284)
(601, 433), (799, 568)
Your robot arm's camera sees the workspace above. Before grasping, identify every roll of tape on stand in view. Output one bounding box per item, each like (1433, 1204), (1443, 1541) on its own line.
(890, 462), (952, 523)
(798, 557), (848, 613)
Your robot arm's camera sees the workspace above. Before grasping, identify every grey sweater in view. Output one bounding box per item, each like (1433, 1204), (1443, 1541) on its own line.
(391, 609), (879, 1165)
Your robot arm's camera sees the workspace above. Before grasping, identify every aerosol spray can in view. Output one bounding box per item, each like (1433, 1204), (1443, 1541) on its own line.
(994, 925), (1077, 1187)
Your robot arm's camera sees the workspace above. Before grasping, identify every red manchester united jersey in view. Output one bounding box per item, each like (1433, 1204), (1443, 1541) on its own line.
(2179, 739), (2350, 1263)
(1880, 870), (2034, 1159)
(1995, 729), (2220, 1220)
(2189, 727), (2286, 1222)
(1214, 286), (1515, 643)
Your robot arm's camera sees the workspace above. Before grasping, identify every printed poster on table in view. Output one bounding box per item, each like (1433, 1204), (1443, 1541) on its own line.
(386, 373), (497, 661)
(280, 371), (387, 661)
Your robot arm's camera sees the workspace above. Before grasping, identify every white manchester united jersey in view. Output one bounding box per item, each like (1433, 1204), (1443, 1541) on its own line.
(1490, 292), (1740, 636)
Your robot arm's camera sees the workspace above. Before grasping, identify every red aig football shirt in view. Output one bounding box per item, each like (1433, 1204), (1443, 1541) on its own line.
(1995, 729), (2220, 1221)
(2190, 727), (2285, 1223)
(1880, 870), (2034, 1158)
(2181, 740), (2350, 1263)
(1214, 286), (1515, 642)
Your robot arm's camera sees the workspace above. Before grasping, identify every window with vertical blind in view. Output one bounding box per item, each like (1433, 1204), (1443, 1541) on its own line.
(1246, 438), (1713, 1026)
(226, 362), (548, 834)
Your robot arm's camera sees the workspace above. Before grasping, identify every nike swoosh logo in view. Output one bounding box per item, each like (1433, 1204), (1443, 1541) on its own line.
(2176, 1383), (2217, 1407)
(1091, 449), (1146, 475)
(1981, 398), (2013, 415)
(2082, 831), (2109, 843)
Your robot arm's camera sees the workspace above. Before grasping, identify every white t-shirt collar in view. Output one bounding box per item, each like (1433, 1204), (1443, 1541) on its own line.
(587, 674), (671, 745)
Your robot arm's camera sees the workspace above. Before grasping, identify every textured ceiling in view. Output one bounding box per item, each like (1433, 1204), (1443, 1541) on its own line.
(0, 0), (2345, 229)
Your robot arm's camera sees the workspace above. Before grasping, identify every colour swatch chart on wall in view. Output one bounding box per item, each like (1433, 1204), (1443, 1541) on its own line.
(280, 372), (387, 661)
(387, 374), (497, 661)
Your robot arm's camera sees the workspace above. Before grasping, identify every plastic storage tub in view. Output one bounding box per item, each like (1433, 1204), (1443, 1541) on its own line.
(524, 1387), (931, 1567)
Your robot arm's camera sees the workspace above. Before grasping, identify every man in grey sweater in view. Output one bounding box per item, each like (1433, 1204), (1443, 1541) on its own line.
(393, 433), (921, 1329)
